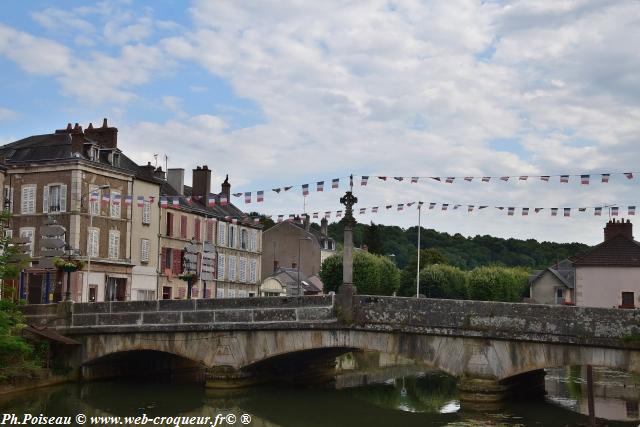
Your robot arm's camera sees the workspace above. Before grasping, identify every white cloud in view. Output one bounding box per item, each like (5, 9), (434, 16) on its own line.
(0, 108), (18, 121)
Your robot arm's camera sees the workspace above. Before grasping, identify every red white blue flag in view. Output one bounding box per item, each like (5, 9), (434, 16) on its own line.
(397, 204), (404, 211)
(411, 177), (418, 183)
(113, 194), (121, 205)
(429, 202), (436, 209)
(317, 181), (324, 192)
(464, 177), (473, 182)
(244, 192), (251, 203)
(90, 192), (98, 202)
(508, 207), (515, 216)
(160, 197), (168, 208)
(208, 196), (216, 207)
(361, 176), (369, 186)
(445, 177), (454, 183)
(372, 207), (378, 213)
(601, 174), (610, 183)
(359, 208), (366, 214)
(625, 172), (634, 179)
(540, 176), (550, 182)
(612, 207), (619, 216)
(551, 208), (558, 216)
(500, 176), (509, 182)
(257, 191), (264, 203)
(336, 211), (342, 218)
(581, 175), (590, 185)
(482, 177), (490, 182)
(394, 177), (403, 182)
(172, 197), (179, 207)
(594, 207), (602, 216)
(125, 195), (132, 206)
(564, 208), (571, 217)
(302, 184), (309, 196)
(332, 179), (339, 188)
(629, 206), (636, 215)
(137, 196), (144, 207)
(560, 175), (569, 183)
(522, 207), (529, 216)
(220, 196), (228, 206)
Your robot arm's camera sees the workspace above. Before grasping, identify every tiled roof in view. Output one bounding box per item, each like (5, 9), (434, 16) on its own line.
(160, 182), (258, 226)
(573, 234), (640, 267)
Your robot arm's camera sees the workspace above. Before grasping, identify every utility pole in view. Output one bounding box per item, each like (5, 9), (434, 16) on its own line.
(416, 202), (421, 298)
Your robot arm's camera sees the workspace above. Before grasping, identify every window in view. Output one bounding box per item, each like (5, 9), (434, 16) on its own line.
(108, 230), (120, 259)
(89, 186), (101, 216)
(217, 254), (225, 280)
(162, 286), (172, 300)
(166, 212), (174, 236)
(112, 152), (120, 167)
(206, 220), (214, 243)
(3, 185), (13, 212)
(229, 225), (236, 248)
(88, 146), (99, 161)
(228, 256), (237, 281)
(20, 185), (36, 214)
(216, 288), (225, 299)
(180, 215), (188, 239)
(238, 290), (247, 298)
(228, 288), (236, 298)
(239, 257), (247, 282)
(250, 230), (257, 251)
(194, 218), (201, 241)
(110, 191), (121, 218)
(250, 259), (257, 283)
(140, 238), (150, 263)
(137, 290), (155, 301)
(142, 200), (151, 225)
(240, 229), (249, 250)
(87, 227), (99, 258)
(43, 184), (67, 213)
(163, 247), (173, 270)
(555, 288), (564, 304)
(4, 229), (13, 239)
(217, 222), (226, 245)
(89, 285), (98, 302)
(19, 227), (35, 256)
(621, 291), (635, 308)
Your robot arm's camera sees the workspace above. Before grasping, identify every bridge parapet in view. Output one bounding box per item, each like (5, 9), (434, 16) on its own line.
(354, 296), (640, 349)
(23, 295), (336, 333)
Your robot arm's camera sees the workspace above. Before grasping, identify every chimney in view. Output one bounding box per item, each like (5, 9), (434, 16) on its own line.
(321, 217), (328, 236)
(192, 165), (212, 201)
(303, 215), (310, 231)
(84, 118), (118, 149)
(221, 174), (231, 201)
(139, 162), (155, 178)
(273, 260), (279, 272)
(167, 168), (185, 195)
(153, 167), (166, 180)
(604, 219), (633, 241)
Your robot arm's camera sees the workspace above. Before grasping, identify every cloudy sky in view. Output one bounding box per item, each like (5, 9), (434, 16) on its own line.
(1, 0), (639, 245)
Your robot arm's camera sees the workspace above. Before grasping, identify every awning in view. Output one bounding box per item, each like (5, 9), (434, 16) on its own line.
(22, 325), (80, 345)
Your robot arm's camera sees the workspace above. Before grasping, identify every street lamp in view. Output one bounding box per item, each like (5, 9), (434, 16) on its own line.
(297, 237), (312, 296)
(82, 184), (110, 302)
(63, 244), (80, 301)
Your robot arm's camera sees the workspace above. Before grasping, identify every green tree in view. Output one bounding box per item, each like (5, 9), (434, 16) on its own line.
(399, 249), (448, 296)
(419, 264), (468, 299)
(363, 222), (383, 254)
(320, 251), (401, 295)
(467, 266), (528, 302)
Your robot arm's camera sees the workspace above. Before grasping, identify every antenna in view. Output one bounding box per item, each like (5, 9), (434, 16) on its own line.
(153, 153), (158, 167)
(164, 154), (168, 173)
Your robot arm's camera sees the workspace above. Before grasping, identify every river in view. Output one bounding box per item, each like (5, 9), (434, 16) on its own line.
(1, 355), (638, 427)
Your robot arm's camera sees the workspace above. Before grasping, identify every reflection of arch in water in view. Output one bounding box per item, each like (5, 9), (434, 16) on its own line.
(81, 350), (205, 382)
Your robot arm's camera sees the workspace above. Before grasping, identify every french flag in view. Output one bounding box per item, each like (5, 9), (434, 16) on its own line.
(551, 208), (558, 216)
(244, 192), (251, 203)
(581, 175), (590, 185)
(160, 197), (168, 208)
(90, 192), (98, 202)
(125, 195), (132, 206)
(540, 176), (550, 182)
(397, 204), (404, 211)
(325, 211), (331, 218)
(317, 181), (324, 192)
(411, 177), (418, 184)
(172, 197), (180, 207)
(594, 207), (602, 216)
(522, 207), (529, 216)
(332, 178), (339, 189)
(257, 191), (264, 203)
(302, 184), (309, 196)
(208, 196), (216, 207)
(361, 176), (368, 186)
(220, 196), (228, 206)
(359, 208), (366, 214)
(601, 174), (610, 183)
(625, 172), (634, 179)
(508, 207), (514, 216)
(564, 208), (571, 217)
(629, 206), (636, 216)
(372, 207), (378, 213)
(137, 196), (144, 207)
(113, 194), (121, 205)
(560, 175), (569, 183)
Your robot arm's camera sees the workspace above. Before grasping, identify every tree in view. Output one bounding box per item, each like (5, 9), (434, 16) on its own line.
(399, 249), (448, 296)
(320, 251), (401, 295)
(419, 264), (468, 299)
(467, 266), (528, 302)
(363, 222), (383, 254)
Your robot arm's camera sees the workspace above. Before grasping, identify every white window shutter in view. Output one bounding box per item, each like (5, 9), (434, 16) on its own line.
(42, 185), (49, 213)
(21, 186), (29, 214)
(217, 254), (225, 279)
(59, 184), (67, 213)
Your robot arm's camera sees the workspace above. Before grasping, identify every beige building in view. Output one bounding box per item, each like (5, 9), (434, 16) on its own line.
(158, 166), (262, 299)
(573, 219), (640, 308)
(0, 120), (164, 303)
(261, 216), (335, 283)
(528, 259), (574, 305)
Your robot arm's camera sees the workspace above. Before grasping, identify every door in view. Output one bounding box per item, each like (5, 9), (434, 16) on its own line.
(162, 286), (172, 300)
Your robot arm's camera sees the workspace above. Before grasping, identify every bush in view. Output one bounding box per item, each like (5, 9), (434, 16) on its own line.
(467, 266), (528, 302)
(320, 251), (401, 295)
(419, 264), (468, 299)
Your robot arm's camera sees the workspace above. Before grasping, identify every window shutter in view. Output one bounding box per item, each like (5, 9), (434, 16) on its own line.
(21, 185), (32, 214)
(229, 256), (237, 281)
(42, 185), (49, 213)
(167, 212), (173, 236)
(250, 259), (257, 283)
(172, 249), (182, 274)
(59, 184), (67, 213)
(142, 201), (151, 224)
(239, 257), (246, 282)
(141, 239), (149, 262)
(160, 247), (166, 270)
(181, 216), (187, 239)
(251, 230), (257, 251)
(217, 254), (225, 279)
(87, 228), (92, 256)
(194, 219), (201, 241)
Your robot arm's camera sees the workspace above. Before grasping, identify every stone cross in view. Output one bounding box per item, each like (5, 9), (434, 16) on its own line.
(339, 175), (357, 298)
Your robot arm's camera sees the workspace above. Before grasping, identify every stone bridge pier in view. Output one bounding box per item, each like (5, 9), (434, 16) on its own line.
(23, 295), (640, 406)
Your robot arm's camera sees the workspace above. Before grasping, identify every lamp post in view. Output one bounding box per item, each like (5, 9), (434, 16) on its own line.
(63, 245), (80, 301)
(416, 202), (422, 298)
(83, 184), (110, 302)
(297, 237), (311, 296)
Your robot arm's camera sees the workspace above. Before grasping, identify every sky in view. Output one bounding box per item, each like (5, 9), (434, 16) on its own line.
(1, 0), (639, 245)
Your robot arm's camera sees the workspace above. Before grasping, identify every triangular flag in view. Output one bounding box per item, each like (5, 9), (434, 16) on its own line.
(431, 177), (441, 182)
(625, 172), (634, 179)
(534, 207), (543, 213)
(519, 176), (528, 181)
(233, 192), (242, 197)
(500, 176), (509, 182)
(378, 176), (387, 181)
(283, 186), (293, 191)
(467, 205), (474, 212)
(394, 177), (403, 182)
(481, 177), (490, 182)
(273, 188), (281, 193)
(445, 177), (454, 183)
(464, 177), (473, 182)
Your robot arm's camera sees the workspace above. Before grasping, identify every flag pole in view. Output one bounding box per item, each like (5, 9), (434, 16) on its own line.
(416, 202), (421, 298)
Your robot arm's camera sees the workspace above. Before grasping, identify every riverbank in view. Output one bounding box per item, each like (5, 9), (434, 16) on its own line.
(0, 370), (75, 397)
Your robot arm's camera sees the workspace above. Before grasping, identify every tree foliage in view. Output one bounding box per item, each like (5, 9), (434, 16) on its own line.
(320, 251), (400, 295)
(399, 249), (448, 296)
(419, 264), (468, 299)
(467, 266), (529, 302)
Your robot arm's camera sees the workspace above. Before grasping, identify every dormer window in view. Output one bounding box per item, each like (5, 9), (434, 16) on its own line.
(89, 146), (99, 161)
(112, 152), (120, 167)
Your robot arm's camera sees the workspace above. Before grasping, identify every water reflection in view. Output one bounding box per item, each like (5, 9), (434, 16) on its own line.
(0, 355), (638, 427)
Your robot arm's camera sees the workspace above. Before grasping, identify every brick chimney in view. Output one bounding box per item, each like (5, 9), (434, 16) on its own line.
(273, 260), (279, 272)
(604, 219), (633, 241)
(139, 162), (156, 179)
(84, 118), (118, 149)
(303, 215), (310, 231)
(167, 168), (184, 195)
(321, 217), (328, 236)
(192, 165), (211, 201)
(221, 174), (231, 201)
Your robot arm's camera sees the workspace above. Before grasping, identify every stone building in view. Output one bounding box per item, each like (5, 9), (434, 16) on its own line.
(261, 216), (335, 283)
(158, 166), (262, 299)
(0, 120), (162, 303)
(528, 259), (575, 305)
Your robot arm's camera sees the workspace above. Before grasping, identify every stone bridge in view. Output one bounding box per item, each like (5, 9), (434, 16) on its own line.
(24, 295), (640, 403)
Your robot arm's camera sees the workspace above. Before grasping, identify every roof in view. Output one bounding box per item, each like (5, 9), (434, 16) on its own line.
(160, 181), (259, 227)
(528, 258), (575, 289)
(265, 218), (334, 246)
(266, 267), (323, 295)
(573, 234), (640, 267)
